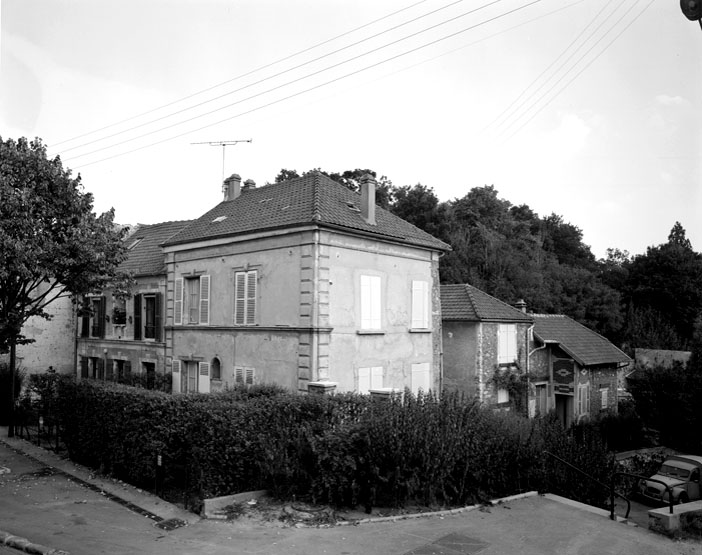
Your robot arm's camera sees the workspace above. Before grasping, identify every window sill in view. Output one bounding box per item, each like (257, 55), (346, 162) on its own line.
(409, 328), (432, 334)
(356, 330), (385, 335)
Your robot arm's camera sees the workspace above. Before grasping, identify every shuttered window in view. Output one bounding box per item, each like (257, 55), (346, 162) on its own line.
(411, 280), (430, 329)
(360, 275), (381, 330)
(234, 270), (257, 325)
(411, 362), (431, 394)
(358, 366), (383, 394)
(235, 366), (255, 385)
(498, 324), (517, 365)
(174, 276), (210, 325)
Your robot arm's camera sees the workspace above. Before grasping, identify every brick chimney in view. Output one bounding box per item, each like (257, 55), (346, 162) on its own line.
(223, 173), (241, 201)
(360, 174), (376, 226)
(242, 178), (256, 192)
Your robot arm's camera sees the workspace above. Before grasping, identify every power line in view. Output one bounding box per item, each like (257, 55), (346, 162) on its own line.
(495, 0), (634, 139)
(57, 0), (469, 156)
(501, 0), (655, 144)
(484, 0), (612, 134)
(50, 0), (432, 148)
(63, 0), (503, 162)
(71, 0), (545, 170)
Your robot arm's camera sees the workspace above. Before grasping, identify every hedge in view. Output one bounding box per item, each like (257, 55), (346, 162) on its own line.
(53, 379), (615, 512)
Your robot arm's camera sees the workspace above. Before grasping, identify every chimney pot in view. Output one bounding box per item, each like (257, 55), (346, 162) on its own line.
(515, 299), (527, 313)
(223, 173), (241, 201)
(243, 178), (256, 191)
(360, 174), (376, 226)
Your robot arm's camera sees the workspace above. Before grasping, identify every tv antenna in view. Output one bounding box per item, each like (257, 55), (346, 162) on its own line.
(191, 139), (252, 181)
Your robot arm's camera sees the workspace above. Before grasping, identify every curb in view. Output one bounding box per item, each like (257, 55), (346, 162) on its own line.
(335, 491), (539, 526)
(0, 530), (69, 555)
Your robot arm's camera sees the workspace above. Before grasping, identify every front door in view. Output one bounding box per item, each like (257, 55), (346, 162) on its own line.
(555, 394), (574, 428)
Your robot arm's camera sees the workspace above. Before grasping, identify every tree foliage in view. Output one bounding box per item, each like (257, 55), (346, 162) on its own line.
(0, 137), (129, 352)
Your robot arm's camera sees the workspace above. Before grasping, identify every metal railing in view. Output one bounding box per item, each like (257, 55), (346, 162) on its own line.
(544, 450), (631, 521)
(615, 471), (674, 515)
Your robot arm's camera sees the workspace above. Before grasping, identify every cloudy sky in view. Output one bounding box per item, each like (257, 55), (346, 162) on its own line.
(2, 0), (700, 258)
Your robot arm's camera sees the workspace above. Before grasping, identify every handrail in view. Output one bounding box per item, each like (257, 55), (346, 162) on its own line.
(616, 471), (674, 515)
(544, 450), (631, 521)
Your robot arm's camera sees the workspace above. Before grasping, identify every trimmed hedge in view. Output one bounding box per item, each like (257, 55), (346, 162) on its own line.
(54, 380), (615, 511)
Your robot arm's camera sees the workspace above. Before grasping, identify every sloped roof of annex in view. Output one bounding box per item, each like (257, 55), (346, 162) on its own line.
(532, 314), (632, 367)
(440, 284), (533, 323)
(120, 220), (191, 277)
(162, 172), (450, 252)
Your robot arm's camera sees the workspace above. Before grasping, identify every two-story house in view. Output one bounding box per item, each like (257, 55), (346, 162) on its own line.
(161, 172), (450, 394)
(76, 220), (190, 383)
(440, 284), (534, 408)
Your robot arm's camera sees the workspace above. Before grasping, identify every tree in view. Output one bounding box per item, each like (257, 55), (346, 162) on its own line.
(0, 137), (128, 434)
(623, 222), (702, 349)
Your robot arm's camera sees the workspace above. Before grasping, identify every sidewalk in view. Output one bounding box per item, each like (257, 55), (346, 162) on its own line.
(1, 428), (701, 555)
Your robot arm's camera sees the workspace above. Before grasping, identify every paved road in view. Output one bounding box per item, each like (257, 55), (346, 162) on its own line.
(1, 431), (701, 555)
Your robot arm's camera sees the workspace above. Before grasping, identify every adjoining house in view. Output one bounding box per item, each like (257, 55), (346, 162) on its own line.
(161, 172), (450, 394)
(440, 284), (533, 407)
(530, 314), (632, 427)
(76, 220), (190, 383)
(441, 285), (632, 425)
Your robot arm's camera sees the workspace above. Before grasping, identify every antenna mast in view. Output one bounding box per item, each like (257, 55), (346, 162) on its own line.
(191, 139), (252, 181)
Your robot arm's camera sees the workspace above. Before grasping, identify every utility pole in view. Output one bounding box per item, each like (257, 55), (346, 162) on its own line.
(191, 139), (252, 182)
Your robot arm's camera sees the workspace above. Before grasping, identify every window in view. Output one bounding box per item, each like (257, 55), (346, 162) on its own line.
(411, 362), (431, 394)
(497, 324), (517, 365)
(234, 270), (257, 325)
(235, 366), (254, 385)
(80, 296), (106, 338)
(211, 358), (221, 380)
(358, 366), (383, 393)
(174, 276), (210, 325)
(497, 388), (509, 404)
(600, 386), (609, 410)
(360, 275), (381, 330)
(133, 293), (162, 341)
(578, 383), (591, 416)
(112, 297), (126, 325)
(411, 280), (430, 330)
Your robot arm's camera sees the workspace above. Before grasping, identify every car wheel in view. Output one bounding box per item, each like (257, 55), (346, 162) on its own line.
(678, 493), (689, 505)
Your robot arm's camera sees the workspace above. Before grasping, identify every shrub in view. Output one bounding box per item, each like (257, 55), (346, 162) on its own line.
(51, 381), (617, 512)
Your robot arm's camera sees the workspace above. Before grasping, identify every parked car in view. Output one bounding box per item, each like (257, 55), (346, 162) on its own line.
(638, 455), (702, 504)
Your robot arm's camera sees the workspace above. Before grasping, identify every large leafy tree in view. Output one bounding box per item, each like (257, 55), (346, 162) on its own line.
(0, 137), (128, 429)
(623, 222), (702, 349)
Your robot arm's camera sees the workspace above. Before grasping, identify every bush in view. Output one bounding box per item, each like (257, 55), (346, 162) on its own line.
(51, 381), (617, 512)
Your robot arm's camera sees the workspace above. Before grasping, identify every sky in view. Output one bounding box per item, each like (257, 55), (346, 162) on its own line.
(1, 0), (700, 259)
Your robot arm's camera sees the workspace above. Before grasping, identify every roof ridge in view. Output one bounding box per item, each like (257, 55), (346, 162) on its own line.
(311, 171), (322, 222)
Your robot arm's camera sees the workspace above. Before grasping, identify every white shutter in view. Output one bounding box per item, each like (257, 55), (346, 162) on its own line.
(174, 278), (183, 325)
(171, 360), (181, 393)
(411, 362), (431, 394)
(245, 271), (257, 325)
(235, 273), (245, 325)
(235, 366), (244, 384)
(360, 275), (381, 330)
(358, 367), (371, 393)
(411, 281), (429, 329)
(198, 362), (210, 393)
(370, 366), (383, 390)
(199, 275), (210, 325)
(245, 366), (254, 385)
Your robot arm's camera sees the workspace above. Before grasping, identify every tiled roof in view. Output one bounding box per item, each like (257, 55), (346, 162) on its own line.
(440, 284), (533, 322)
(162, 172), (450, 251)
(119, 220), (191, 276)
(532, 314), (632, 367)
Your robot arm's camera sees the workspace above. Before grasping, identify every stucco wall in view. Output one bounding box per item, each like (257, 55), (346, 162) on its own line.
(325, 232), (437, 393)
(442, 321), (478, 397)
(15, 294), (75, 375)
